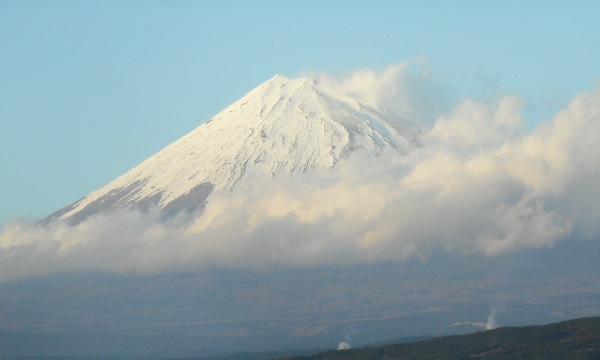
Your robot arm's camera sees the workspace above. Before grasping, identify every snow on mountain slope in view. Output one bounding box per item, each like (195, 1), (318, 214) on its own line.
(48, 74), (420, 224)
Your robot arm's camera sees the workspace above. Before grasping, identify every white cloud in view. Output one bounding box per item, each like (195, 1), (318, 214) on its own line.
(307, 59), (450, 124)
(1, 69), (599, 282)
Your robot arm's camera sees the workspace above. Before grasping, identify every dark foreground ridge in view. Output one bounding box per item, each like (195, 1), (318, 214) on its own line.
(281, 316), (600, 360)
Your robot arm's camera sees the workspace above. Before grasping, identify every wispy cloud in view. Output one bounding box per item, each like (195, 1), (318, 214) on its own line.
(307, 59), (450, 124)
(1, 66), (599, 281)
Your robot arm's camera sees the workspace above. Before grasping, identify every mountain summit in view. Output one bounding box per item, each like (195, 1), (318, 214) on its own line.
(48, 74), (420, 224)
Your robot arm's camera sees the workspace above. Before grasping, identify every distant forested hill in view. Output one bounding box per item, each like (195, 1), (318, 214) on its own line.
(286, 316), (600, 360)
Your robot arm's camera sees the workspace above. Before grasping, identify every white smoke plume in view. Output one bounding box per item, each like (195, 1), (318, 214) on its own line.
(337, 341), (352, 350)
(1, 65), (600, 281)
(337, 334), (352, 350)
(486, 309), (498, 330)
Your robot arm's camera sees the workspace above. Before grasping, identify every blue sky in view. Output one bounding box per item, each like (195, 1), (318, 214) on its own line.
(1, 1), (599, 225)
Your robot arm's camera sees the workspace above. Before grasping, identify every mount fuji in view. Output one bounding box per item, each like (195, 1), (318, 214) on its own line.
(6, 73), (600, 359)
(47, 74), (420, 224)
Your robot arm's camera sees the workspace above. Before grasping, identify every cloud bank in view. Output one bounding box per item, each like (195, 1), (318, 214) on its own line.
(1, 65), (599, 281)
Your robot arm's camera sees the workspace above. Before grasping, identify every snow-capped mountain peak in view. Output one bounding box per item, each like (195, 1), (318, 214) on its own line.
(48, 74), (420, 224)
